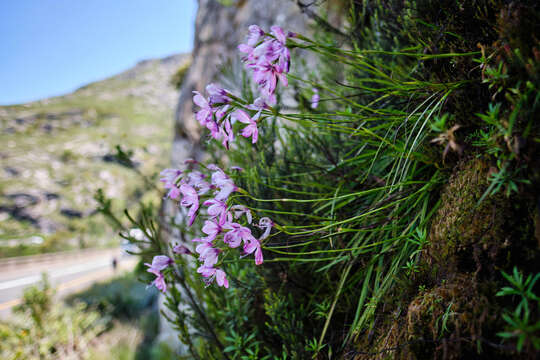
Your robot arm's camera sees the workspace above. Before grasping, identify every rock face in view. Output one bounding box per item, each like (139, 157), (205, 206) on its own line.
(170, 0), (310, 166)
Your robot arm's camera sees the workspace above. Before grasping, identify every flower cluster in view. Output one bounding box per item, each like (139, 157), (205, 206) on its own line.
(154, 161), (273, 290)
(238, 25), (293, 100)
(192, 26), (293, 149)
(193, 84), (262, 147)
(148, 25), (291, 293)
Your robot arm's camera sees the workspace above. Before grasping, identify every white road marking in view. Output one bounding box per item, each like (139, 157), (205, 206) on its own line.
(0, 258), (112, 291)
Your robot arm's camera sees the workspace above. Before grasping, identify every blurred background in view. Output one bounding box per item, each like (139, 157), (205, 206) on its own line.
(0, 1), (196, 358)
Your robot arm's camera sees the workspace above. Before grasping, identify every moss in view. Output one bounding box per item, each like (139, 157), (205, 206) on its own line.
(425, 159), (511, 275)
(425, 157), (538, 278)
(406, 275), (497, 359)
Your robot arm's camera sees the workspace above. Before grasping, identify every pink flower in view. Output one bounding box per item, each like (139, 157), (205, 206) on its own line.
(252, 60), (288, 97)
(151, 271), (168, 292)
(223, 222), (255, 248)
(221, 116), (235, 149)
(188, 171), (211, 195)
(180, 184), (199, 226)
(195, 241), (220, 267)
(244, 238), (264, 265)
(215, 268), (229, 288)
(215, 180), (237, 201)
(204, 198), (228, 223)
(197, 265), (216, 277)
(209, 164), (227, 183)
(193, 91), (212, 127)
(207, 119), (221, 140)
(209, 166), (237, 201)
(160, 169), (182, 199)
(173, 244), (191, 255)
(197, 266), (229, 288)
(247, 25), (264, 46)
(202, 220), (222, 242)
(206, 83), (231, 105)
(270, 26), (291, 72)
(184, 158), (198, 165)
(247, 94), (276, 111)
(144, 255), (173, 273)
(234, 110), (258, 144)
(145, 255), (172, 293)
(239, 25), (292, 97)
(311, 88), (320, 109)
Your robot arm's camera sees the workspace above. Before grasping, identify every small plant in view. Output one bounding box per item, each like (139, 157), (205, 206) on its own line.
(496, 267), (540, 352)
(478, 159), (531, 204)
(403, 227), (428, 276)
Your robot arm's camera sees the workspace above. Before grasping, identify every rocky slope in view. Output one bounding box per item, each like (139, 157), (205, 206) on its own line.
(0, 54), (189, 256)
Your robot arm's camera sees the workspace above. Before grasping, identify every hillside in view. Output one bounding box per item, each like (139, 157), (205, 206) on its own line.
(0, 54), (189, 257)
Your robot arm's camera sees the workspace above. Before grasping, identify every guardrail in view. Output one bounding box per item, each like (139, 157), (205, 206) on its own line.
(0, 247), (122, 269)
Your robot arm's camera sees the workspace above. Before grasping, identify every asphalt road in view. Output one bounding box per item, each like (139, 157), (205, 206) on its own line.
(0, 248), (137, 318)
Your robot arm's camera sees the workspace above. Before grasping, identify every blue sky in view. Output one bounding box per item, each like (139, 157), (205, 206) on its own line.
(0, 0), (196, 105)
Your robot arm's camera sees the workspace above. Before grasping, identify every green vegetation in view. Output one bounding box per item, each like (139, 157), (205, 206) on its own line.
(0, 272), (176, 359)
(0, 55), (186, 257)
(0, 275), (106, 359)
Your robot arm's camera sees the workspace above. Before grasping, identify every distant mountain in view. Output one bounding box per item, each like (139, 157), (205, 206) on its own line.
(0, 53), (190, 257)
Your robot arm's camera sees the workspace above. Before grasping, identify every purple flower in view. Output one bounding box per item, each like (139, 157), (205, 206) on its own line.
(206, 83), (231, 105)
(195, 241), (220, 267)
(160, 168), (182, 199)
(231, 166), (244, 172)
(180, 184), (199, 226)
(247, 25), (265, 46)
(197, 265), (216, 277)
(223, 222), (255, 248)
(270, 26), (291, 72)
(204, 198), (228, 223)
(252, 61), (288, 97)
(239, 25), (292, 97)
(221, 116), (235, 149)
(184, 158), (198, 165)
(238, 43), (254, 57)
(234, 110), (258, 144)
(230, 205), (252, 224)
(173, 244), (191, 255)
(193, 91), (213, 127)
(210, 165), (228, 185)
(188, 171), (211, 195)
(311, 88), (320, 109)
(237, 25), (264, 60)
(215, 180), (237, 201)
(207, 119), (221, 140)
(145, 255), (173, 293)
(144, 255), (173, 273)
(202, 220), (222, 242)
(244, 238), (264, 265)
(197, 266), (229, 288)
(210, 166), (237, 201)
(247, 95), (276, 111)
(215, 268), (229, 288)
(151, 271), (168, 292)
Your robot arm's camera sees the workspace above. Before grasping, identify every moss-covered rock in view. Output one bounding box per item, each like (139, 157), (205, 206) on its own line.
(426, 159), (508, 275)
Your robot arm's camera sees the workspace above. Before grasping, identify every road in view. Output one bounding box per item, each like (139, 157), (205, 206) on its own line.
(0, 248), (137, 318)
